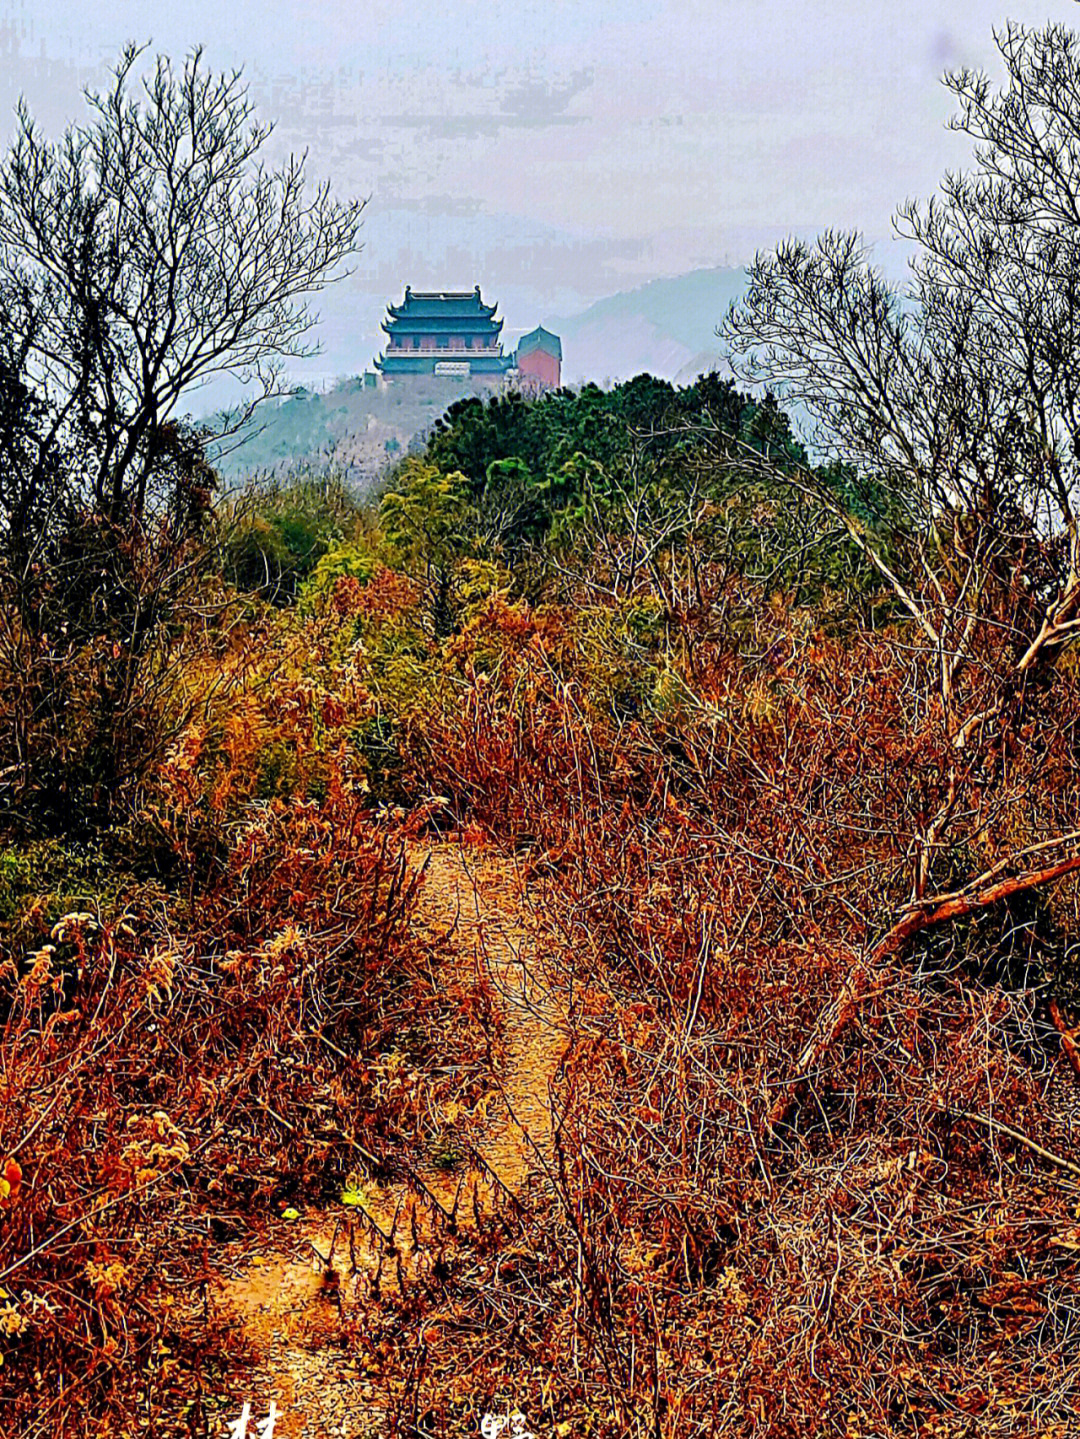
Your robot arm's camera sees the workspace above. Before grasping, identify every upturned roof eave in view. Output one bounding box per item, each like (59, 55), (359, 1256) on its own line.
(383, 315), (503, 332)
(386, 301), (498, 321)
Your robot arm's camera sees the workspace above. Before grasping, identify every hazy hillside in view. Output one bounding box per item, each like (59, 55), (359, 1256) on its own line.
(550, 266), (748, 384)
(210, 375), (503, 484)
(212, 267), (750, 480)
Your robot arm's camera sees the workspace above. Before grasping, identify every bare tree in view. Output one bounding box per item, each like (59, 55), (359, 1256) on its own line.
(0, 42), (364, 516)
(0, 45), (365, 828)
(723, 21), (1080, 1071)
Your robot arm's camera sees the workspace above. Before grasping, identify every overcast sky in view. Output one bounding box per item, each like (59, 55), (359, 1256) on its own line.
(2, 1), (1074, 383)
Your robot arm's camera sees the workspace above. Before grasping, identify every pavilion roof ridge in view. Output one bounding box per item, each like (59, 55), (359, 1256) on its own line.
(407, 288), (482, 300)
(386, 284), (499, 323)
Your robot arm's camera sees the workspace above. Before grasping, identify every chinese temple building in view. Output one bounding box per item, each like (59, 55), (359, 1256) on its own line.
(375, 286), (515, 380)
(515, 325), (562, 391)
(374, 287), (564, 393)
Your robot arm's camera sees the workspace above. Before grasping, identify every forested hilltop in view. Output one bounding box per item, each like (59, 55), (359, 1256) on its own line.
(7, 22), (1080, 1439)
(207, 267), (752, 486)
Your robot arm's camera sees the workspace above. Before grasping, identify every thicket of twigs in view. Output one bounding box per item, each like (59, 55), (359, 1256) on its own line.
(8, 477), (1080, 1434)
(6, 532), (1080, 1437)
(356, 570), (1080, 1439)
(0, 730), (491, 1435)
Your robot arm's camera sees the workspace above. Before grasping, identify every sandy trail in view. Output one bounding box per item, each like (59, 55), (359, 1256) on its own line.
(205, 839), (567, 1439)
(411, 842), (565, 1198)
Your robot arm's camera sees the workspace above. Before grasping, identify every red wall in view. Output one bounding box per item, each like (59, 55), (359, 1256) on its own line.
(518, 348), (560, 388)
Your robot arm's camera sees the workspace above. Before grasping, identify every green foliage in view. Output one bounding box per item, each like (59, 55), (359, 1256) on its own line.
(563, 598), (671, 722)
(222, 471), (362, 603)
(353, 715), (408, 806)
(379, 460), (477, 572)
(429, 1138), (465, 1172)
(379, 459), (480, 635)
(415, 372), (864, 608)
(242, 373), (868, 640)
(216, 389), (341, 471)
(298, 539), (378, 612)
(622, 594), (667, 642)
(255, 737), (301, 801)
(0, 838), (135, 931)
(480, 456), (550, 555)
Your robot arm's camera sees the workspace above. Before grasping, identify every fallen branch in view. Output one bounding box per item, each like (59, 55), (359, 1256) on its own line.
(768, 849), (1080, 1132)
(948, 1107), (1080, 1181)
(1049, 1000), (1080, 1083)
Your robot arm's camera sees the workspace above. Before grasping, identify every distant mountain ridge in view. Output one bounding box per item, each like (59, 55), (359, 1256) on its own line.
(549, 267), (748, 385)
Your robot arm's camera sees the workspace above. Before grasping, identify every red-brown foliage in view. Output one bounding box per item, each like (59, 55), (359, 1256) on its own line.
(7, 560), (1080, 1437)
(0, 781), (488, 1435)
(381, 590), (1080, 1437)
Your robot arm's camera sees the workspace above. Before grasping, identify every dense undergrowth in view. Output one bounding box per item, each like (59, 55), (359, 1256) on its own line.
(319, 551), (1080, 1438)
(4, 365), (1080, 1438)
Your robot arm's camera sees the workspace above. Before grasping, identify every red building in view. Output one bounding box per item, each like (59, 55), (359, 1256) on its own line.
(515, 326), (562, 391)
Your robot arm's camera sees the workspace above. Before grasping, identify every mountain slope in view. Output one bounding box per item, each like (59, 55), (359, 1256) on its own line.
(549, 267), (747, 384)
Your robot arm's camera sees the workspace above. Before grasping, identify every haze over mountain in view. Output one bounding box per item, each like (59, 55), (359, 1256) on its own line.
(550, 267), (748, 386)
(212, 267), (753, 481)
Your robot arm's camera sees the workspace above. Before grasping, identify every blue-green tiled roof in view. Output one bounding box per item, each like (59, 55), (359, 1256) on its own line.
(386, 285), (498, 321)
(516, 325), (562, 361)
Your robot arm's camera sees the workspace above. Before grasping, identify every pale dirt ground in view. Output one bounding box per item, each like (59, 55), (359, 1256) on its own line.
(205, 840), (568, 1439)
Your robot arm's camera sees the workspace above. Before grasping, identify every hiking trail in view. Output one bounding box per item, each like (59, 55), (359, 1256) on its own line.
(204, 839), (567, 1438)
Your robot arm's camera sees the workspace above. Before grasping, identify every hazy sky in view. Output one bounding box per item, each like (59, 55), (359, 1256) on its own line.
(1, 1), (1074, 383)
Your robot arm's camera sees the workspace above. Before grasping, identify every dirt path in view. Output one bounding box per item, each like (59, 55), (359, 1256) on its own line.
(411, 842), (565, 1199)
(205, 839), (567, 1439)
